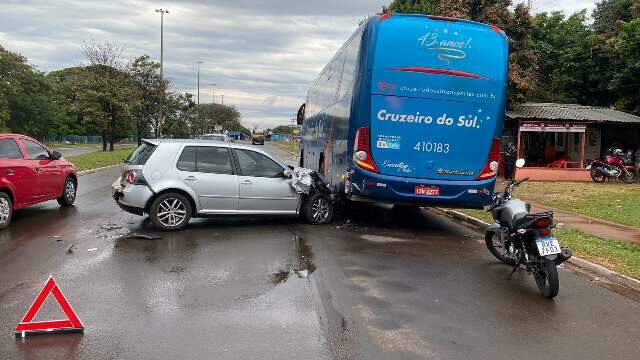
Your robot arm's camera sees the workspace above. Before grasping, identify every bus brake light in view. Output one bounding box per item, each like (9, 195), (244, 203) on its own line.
(353, 127), (379, 173)
(476, 138), (501, 180)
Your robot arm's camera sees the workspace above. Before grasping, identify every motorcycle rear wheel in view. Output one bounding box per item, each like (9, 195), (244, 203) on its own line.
(534, 260), (559, 299)
(485, 230), (516, 265)
(590, 169), (606, 183)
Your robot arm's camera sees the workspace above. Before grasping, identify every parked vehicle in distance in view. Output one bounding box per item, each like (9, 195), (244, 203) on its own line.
(485, 159), (572, 299)
(112, 139), (333, 231)
(201, 133), (231, 142)
(298, 13), (509, 208)
(586, 148), (635, 183)
(251, 131), (265, 145)
(0, 134), (78, 228)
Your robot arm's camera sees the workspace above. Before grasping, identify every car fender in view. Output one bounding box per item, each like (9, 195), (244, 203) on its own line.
(148, 179), (201, 212)
(0, 178), (16, 208)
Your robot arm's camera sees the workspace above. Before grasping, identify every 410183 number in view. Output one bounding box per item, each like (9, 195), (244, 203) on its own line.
(414, 141), (450, 153)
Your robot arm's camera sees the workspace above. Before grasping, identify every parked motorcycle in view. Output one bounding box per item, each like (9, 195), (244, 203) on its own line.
(586, 149), (635, 183)
(485, 159), (572, 298)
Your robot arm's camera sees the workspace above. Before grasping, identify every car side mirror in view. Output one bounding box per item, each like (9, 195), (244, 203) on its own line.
(296, 103), (305, 126)
(50, 151), (62, 160)
(283, 169), (292, 178)
(515, 158), (525, 168)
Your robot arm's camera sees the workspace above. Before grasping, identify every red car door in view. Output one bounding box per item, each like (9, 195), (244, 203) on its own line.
(20, 138), (63, 200)
(0, 138), (35, 207)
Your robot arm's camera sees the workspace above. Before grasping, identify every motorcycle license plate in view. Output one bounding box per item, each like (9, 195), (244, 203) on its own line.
(585, 164), (592, 170)
(536, 237), (561, 256)
(415, 186), (439, 196)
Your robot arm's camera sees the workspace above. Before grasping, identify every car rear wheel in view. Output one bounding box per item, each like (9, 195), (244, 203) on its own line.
(149, 193), (192, 231)
(0, 192), (12, 229)
(57, 176), (77, 206)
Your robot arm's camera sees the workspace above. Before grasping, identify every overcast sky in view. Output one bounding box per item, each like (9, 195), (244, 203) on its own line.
(0, 0), (596, 129)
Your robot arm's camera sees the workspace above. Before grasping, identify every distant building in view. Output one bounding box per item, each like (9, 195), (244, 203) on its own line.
(503, 103), (640, 181)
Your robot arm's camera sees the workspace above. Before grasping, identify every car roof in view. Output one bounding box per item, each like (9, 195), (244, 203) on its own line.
(142, 139), (283, 165)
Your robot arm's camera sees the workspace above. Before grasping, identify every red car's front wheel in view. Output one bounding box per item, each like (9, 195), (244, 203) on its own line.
(0, 192), (12, 229)
(57, 176), (77, 206)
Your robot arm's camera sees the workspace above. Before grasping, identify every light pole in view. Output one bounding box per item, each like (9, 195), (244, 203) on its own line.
(210, 83), (217, 104)
(220, 94), (224, 106)
(196, 61), (203, 105)
(155, 8), (169, 138)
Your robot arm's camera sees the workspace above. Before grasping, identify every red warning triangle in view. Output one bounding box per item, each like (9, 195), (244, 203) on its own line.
(15, 276), (84, 335)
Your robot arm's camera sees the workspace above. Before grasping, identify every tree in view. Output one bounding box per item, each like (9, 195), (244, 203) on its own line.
(192, 103), (242, 135)
(0, 45), (61, 138)
(531, 11), (593, 103)
(162, 92), (197, 138)
(76, 41), (137, 151)
(46, 67), (88, 135)
(272, 125), (293, 134)
(383, 0), (538, 105)
(128, 55), (166, 143)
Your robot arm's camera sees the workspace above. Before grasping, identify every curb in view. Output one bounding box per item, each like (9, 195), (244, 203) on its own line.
(77, 164), (121, 176)
(437, 208), (640, 292)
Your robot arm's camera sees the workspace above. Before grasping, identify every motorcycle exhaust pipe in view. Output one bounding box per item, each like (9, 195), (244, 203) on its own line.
(555, 247), (573, 265)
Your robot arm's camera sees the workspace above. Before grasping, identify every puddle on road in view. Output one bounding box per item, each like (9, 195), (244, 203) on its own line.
(270, 234), (317, 285)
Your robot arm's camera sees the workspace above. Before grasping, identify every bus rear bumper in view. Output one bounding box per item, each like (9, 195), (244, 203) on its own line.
(346, 167), (495, 208)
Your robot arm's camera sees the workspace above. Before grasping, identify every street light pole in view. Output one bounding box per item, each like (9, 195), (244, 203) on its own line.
(220, 94), (224, 106)
(196, 61), (203, 105)
(210, 83), (217, 104)
(155, 8), (169, 138)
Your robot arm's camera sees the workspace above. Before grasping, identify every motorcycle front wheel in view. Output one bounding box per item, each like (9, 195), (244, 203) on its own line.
(485, 230), (516, 265)
(621, 171), (635, 184)
(534, 260), (559, 299)
(590, 169), (606, 183)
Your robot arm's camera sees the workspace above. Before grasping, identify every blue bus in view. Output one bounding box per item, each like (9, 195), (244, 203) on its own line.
(297, 13), (508, 208)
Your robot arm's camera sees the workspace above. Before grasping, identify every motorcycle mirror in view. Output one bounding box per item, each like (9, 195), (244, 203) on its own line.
(515, 158), (525, 168)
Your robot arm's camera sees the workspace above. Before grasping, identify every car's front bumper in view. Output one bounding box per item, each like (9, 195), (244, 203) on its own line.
(111, 177), (154, 216)
(346, 166), (495, 208)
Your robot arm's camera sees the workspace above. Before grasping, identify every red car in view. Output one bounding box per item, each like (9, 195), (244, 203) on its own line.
(0, 134), (78, 228)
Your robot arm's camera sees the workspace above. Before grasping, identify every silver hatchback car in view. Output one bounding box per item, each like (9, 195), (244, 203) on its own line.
(112, 139), (333, 230)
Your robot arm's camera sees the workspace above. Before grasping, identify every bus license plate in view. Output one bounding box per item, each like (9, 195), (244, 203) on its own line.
(415, 186), (439, 196)
(536, 237), (561, 256)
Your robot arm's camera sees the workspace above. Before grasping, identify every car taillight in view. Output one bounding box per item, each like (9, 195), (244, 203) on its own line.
(353, 127), (379, 173)
(476, 138), (501, 180)
(123, 170), (136, 184)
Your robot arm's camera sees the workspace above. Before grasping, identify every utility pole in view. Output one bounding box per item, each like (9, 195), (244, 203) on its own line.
(220, 94), (224, 106)
(155, 8), (169, 138)
(210, 83), (217, 104)
(196, 61), (203, 105)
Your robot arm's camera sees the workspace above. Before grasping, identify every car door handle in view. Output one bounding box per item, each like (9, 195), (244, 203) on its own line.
(241, 180), (252, 185)
(6, 169), (14, 175)
(184, 176), (197, 181)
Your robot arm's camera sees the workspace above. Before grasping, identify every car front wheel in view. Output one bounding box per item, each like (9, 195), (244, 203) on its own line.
(303, 193), (333, 225)
(0, 192), (12, 229)
(149, 193), (192, 231)
(57, 176), (77, 206)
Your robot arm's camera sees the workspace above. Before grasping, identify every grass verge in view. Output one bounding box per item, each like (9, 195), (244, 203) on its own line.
(67, 149), (133, 172)
(269, 141), (299, 156)
(458, 209), (640, 280)
(555, 228), (640, 280)
(513, 181), (640, 228)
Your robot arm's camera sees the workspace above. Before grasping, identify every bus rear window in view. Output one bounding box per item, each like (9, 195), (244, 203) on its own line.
(373, 16), (507, 81)
(126, 143), (157, 165)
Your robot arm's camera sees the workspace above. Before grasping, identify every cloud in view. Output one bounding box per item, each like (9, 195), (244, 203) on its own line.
(0, 0), (596, 129)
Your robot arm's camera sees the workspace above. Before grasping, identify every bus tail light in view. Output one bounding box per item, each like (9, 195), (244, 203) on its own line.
(353, 127), (379, 173)
(476, 138), (501, 180)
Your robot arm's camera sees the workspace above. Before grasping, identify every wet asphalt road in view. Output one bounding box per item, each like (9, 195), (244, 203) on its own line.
(55, 144), (135, 158)
(1, 144), (639, 360)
